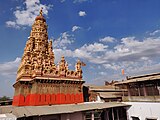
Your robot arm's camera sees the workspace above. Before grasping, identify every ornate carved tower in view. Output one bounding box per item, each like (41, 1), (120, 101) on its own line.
(12, 8), (85, 106)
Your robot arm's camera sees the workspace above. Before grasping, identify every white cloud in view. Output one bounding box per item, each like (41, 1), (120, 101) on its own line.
(98, 71), (106, 75)
(74, 48), (92, 59)
(53, 35), (160, 80)
(6, 21), (20, 29)
(0, 57), (21, 76)
(53, 32), (74, 49)
(72, 25), (81, 32)
(54, 49), (74, 63)
(6, 0), (53, 29)
(0, 58), (21, 97)
(150, 29), (160, 36)
(72, 43), (108, 64)
(65, 36), (160, 66)
(99, 36), (115, 43)
(103, 63), (121, 70)
(53, 32), (75, 63)
(80, 43), (108, 52)
(113, 37), (160, 61)
(79, 11), (86, 17)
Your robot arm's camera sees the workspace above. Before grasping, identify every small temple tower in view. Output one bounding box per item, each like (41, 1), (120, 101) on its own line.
(12, 8), (85, 106)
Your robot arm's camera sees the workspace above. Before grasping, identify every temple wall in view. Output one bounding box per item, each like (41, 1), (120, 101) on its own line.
(12, 93), (83, 106)
(12, 9), (85, 107)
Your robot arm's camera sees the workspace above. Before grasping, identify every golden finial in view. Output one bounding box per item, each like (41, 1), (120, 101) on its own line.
(39, 7), (43, 16)
(61, 55), (65, 60)
(77, 59), (81, 63)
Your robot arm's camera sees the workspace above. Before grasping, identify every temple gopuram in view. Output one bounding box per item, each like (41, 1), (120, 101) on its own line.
(12, 8), (85, 106)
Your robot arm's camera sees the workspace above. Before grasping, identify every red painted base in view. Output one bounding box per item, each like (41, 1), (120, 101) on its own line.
(12, 93), (84, 106)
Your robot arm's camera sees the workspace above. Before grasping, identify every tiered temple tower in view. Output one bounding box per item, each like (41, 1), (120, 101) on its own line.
(12, 8), (85, 106)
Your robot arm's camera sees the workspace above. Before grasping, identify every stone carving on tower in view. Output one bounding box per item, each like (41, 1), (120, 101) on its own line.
(13, 8), (85, 106)
(16, 8), (84, 81)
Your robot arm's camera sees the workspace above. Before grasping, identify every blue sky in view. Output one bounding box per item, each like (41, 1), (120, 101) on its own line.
(1, 0), (160, 97)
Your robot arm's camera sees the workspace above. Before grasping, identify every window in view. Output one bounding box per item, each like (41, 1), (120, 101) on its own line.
(85, 110), (102, 120)
(132, 116), (140, 120)
(146, 118), (157, 120)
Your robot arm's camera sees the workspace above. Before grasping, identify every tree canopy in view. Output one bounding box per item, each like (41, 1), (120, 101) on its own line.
(0, 96), (10, 101)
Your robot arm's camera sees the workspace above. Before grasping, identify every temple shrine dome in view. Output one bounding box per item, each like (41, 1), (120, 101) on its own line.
(35, 8), (46, 22)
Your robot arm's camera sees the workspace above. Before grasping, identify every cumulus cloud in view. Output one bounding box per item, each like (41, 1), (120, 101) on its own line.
(53, 32), (74, 49)
(79, 43), (108, 52)
(0, 58), (21, 97)
(52, 35), (160, 80)
(52, 32), (75, 62)
(54, 49), (74, 63)
(54, 36), (160, 65)
(79, 11), (86, 17)
(110, 37), (160, 62)
(6, 21), (20, 29)
(98, 71), (106, 75)
(6, 0), (53, 29)
(103, 63), (121, 70)
(102, 36), (160, 76)
(72, 25), (81, 32)
(0, 57), (21, 76)
(99, 36), (115, 43)
(150, 29), (160, 36)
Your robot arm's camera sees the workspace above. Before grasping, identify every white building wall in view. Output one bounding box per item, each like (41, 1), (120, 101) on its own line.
(124, 102), (160, 120)
(0, 113), (17, 120)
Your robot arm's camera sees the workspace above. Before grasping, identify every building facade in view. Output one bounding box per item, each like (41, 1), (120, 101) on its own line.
(83, 84), (124, 102)
(115, 73), (160, 120)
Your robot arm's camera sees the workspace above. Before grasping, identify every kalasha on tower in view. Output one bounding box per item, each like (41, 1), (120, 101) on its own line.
(12, 8), (85, 106)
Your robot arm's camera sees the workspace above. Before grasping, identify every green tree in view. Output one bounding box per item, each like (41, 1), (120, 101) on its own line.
(0, 96), (10, 101)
